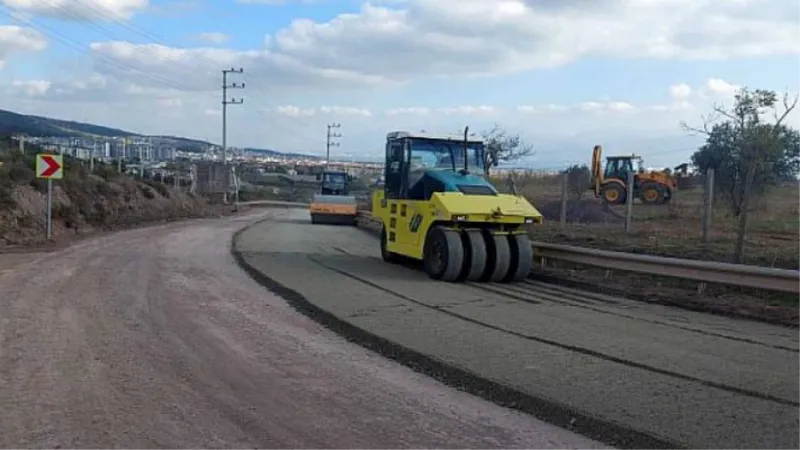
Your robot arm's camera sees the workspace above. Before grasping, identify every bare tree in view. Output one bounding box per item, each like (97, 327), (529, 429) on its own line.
(482, 124), (534, 174)
(682, 88), (799, 263)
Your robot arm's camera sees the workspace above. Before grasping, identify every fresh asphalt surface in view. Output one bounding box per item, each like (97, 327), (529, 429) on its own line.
(235, 208), (800, 449)
(0, 209), (605, 449)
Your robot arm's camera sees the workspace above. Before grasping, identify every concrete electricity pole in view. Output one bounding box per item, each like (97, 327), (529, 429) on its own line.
(90, 139), (96, 173)
(222, 67), (245, 204)
(326, 123), (341, 168)
(118, 138), (125, 173)
(138, 141), (144, 178)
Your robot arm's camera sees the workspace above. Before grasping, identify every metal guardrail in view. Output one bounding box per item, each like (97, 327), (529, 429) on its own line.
(240, 200), (310, 208)
(356, 210), (799, 293)
(533, 242), (799, 293)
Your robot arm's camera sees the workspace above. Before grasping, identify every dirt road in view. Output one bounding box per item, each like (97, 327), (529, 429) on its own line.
(0, 210), (604, 449)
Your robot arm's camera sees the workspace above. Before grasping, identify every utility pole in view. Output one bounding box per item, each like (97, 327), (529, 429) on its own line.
(222, 67), (245, 204)
(90, 139), (96, 173)
(326, 123), (341, 168)
(118, 138), (125, 173)
(138, 141), (143, 178)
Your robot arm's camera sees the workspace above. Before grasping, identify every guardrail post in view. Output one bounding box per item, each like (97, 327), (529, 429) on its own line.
(625, 171), (634, 232)
(702, 168), (714, 243)
(560, 172), (568, 229)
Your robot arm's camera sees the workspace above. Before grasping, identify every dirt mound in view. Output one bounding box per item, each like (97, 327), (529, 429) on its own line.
(537, 199), (622, 224)
(0, 153), (228, 247)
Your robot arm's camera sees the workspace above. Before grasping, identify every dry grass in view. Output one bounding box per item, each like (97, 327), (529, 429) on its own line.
(491, 173), (800, 270)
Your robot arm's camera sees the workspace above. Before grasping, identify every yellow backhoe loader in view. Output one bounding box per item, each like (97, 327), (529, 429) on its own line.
(590, 145), (677, 205)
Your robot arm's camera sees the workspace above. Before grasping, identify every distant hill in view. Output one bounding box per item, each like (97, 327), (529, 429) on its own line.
(0, 108), (317, 158)
(0, 109), (135, 138)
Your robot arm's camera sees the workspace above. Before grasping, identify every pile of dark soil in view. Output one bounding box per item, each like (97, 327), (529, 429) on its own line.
(537, 199), (623, 224)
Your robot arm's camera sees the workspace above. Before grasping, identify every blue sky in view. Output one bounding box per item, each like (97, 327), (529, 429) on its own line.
(0, 0), (798, 168)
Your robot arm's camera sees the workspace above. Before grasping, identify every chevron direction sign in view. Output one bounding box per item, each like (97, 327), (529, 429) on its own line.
(36, 154), (63, 180)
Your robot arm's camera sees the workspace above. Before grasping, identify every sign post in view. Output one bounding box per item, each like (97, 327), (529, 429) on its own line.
(35, 154), (64, 240)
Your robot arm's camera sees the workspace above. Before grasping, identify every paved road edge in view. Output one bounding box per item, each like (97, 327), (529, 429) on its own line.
(355, 215), (796, 328)
(230, 218), (683, 450)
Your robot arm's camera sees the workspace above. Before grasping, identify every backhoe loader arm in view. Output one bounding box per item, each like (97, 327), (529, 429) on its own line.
(591, 145), (603, 196)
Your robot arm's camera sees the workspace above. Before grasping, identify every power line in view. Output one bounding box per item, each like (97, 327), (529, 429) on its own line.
(326, 123), (341, 168)
(1, 3), (325, 152)
(222, 67), (244, 203)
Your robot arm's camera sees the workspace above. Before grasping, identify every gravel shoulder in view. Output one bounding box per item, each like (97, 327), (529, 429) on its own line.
(234, 209), (800, 449)
(0, 209), (604, 449)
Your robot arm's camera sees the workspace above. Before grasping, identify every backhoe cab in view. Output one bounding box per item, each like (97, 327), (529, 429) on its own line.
(590, 145), (677, 205)
(372, 128), (543, 283)
(309, 170), (358, 225)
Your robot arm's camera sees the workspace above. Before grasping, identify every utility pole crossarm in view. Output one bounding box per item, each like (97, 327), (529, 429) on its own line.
(326, 123), (342, 168)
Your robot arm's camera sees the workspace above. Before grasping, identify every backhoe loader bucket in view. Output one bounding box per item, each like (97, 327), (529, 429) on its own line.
(309, 193), (358, 225)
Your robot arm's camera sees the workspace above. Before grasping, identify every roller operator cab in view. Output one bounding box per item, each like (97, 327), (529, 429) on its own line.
(310, 170), (358, 225)
(372, 130), (544, 283)
(319, 170), (351, 195)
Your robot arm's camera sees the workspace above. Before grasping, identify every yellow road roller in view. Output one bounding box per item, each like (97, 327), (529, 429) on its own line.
(372, 128), (543, 283)
(310, 170), (359, 225)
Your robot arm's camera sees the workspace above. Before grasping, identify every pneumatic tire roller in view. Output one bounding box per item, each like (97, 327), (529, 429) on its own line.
(372, 130), (543, 283)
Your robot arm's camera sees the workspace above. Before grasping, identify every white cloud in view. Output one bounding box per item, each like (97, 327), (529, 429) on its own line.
(261, 0), (798, 83)
(7, 76), (793, 169)
(670, 83), (692, 101)
(0, 25), (48, 69)
(269, 105), (373, 117)
(17, 0), (792, 95)
(2, 0), (798, 167)
(705, 78), (741, 97)
(235, 0), (318, 4)
(11, 79), (51, 96)
(85, 40), (395, 92)
(1, 0), (149, 21)
(194, 32), (230, 44)
(515, 101), (636, 114)
(385, 107), (431, 116)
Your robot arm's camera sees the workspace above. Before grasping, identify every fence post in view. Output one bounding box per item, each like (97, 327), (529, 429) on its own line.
(702, 168), (715, 243)
(625, 171), (634, 232)
(560, 172), (568, 229)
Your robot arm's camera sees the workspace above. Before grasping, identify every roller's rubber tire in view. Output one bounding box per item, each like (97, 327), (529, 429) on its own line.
(311, 214), (318, 225)
(460, 229), (488, 282)
(423, 226), (465, 282)
(503, 233), (533, 282)
(480, 231), (512, 282)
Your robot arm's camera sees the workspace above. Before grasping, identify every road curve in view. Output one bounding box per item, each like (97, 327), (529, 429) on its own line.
(235, 208), (799, 449)
(0, 209), (604, 449)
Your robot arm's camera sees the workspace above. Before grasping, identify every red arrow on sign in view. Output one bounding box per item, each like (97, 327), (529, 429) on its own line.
(40, 155), (61, 178)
